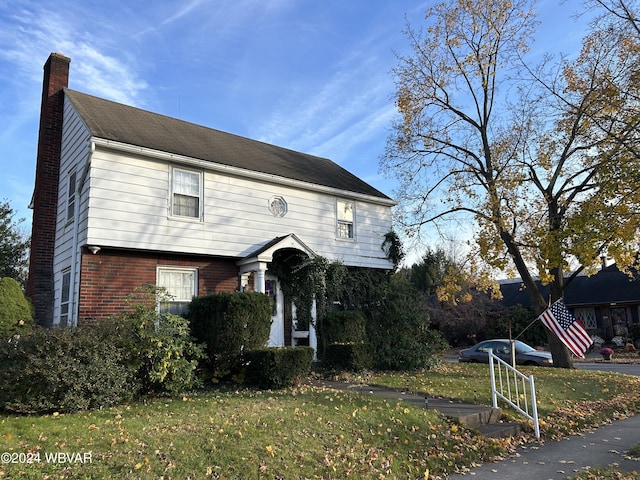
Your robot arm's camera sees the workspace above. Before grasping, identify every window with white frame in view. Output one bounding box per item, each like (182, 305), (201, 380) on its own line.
(60, 269), (71, 326)
(171, 167), (202, 219)
(66, 170), (77, 222)
(336, 199), (355, 239)
(157, 267), (197, 315)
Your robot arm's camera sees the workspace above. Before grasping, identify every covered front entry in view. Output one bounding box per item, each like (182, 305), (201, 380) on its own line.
(237, 234), (317, 353)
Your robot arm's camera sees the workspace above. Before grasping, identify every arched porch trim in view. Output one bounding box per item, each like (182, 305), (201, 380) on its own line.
(236, 234), (318, 355)
(236, 233), (316, 293)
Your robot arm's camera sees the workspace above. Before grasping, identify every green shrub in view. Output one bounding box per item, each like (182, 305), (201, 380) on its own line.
(0, 277), (33, 339)
(318, 310), (367, 358)
(323, 342), (373, 372)
(244, 347), (314, 389)
(367, 276), (448, 370)
(117, 286), (206, 395)
(188, 292), (272, 378)
(0, 325), (135, 414)
(629, 323), (640, 343)
(0, 287), (206, 413)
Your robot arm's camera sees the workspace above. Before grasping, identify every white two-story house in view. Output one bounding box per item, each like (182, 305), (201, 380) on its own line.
(27, 53), (396, 350)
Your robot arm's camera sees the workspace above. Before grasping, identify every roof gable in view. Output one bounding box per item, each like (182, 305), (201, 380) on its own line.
(65, 89), (392, 201)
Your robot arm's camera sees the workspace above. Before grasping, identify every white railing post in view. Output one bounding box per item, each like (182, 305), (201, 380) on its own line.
(488, 350), (540, 440)
(489, 349), (498, 408)
(529, 374), (540, 440)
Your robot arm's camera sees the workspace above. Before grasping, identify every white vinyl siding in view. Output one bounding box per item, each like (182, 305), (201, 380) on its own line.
(81, 145), (394, 269)
(171, 167), (202, 219)
(157, 267), (197, 315)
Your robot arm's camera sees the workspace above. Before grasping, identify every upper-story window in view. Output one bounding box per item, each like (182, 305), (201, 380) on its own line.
(336, 199), (355, 239)
(66, 170), (77, 222)
(171, 167), (202, 219)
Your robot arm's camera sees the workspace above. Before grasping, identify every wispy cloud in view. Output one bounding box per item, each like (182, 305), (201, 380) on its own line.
(71, 46), (148, 106)
(133, 0), (207, 39)
(311, 103), (397, 161)
(158, 0), (204, 28)
(0, 1), (150, 222)
(250, 23), (398, 166)
(0, 4), (147, 106)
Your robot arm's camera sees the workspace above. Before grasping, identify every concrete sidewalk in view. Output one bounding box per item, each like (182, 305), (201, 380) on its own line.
(444, 414), (640, 479)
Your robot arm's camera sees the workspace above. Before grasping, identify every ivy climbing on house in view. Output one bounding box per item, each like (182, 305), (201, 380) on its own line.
(267, 251), (331, 330)
(267, 230), (401, 333)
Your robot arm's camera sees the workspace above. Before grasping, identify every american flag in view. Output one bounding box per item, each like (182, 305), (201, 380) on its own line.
(539, 299), (593, 359)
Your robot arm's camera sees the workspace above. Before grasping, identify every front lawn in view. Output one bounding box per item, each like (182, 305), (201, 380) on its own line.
(371, 362), (640, 439)
(1, 363), (640, 479)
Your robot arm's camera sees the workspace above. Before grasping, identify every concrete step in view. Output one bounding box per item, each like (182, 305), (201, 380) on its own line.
(477, 422), (523, 438)
(426, 398), (501, 428)
(426, 397), (522, 438)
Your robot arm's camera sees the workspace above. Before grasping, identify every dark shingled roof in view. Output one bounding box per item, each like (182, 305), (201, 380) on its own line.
(65, 89), (393, 201)
(500, 264), (640, 308)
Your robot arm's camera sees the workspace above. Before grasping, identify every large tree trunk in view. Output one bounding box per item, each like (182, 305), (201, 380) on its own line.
(502, 231), (575, 368)
(547, 332), (573, 368)
(530, 294), (574, 368)
(547, 265), (574, 368)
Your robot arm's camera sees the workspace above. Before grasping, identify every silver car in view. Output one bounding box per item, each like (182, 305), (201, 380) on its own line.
(459, 339), (553, 366)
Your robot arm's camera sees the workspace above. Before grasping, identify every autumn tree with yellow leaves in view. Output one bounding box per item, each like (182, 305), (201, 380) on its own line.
(382, 0), (640, 367)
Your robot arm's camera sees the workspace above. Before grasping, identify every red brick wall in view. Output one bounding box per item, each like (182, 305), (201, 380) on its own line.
(27, 53), (71, 327)
(78, 248), (240, 322)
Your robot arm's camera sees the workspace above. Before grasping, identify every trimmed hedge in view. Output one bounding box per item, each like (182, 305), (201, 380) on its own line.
(244, 347), (314, 389)
(0, 289), (206, 414)
(0, 325), (135, 414)
(323, 343), (373, 372)
(322, 311), (367, 343)
(188, 292), (272, 378)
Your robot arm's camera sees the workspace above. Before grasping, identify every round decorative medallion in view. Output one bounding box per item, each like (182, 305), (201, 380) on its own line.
(268, 196), (288, 217)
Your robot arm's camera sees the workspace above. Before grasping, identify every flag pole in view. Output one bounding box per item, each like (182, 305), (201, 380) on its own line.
(514, 296), (554, 341)
(514, 316), (540, 341)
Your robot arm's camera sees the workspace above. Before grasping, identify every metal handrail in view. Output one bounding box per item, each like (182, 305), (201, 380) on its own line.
(488, 349), (540, 440)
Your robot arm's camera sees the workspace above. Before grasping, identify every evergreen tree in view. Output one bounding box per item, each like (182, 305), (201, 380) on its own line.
(0, 200), (30, 287)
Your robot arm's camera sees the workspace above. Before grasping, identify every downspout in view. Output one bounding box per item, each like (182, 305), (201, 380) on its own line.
(69, 141), (93, 326)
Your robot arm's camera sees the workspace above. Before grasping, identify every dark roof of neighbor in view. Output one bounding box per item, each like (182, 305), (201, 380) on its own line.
(500, 264), (640, 308)
(65, 89), (393, 201)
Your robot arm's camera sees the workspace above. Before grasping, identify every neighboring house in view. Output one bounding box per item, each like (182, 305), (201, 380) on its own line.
(26, 53), (396, 351)
(500, 263), (640, 341)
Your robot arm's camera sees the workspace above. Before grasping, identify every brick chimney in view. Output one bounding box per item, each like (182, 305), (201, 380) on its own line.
(27, 53), (70, 327)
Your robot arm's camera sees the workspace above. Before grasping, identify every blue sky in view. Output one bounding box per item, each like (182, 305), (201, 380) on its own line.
(0, 0), (591, 259)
